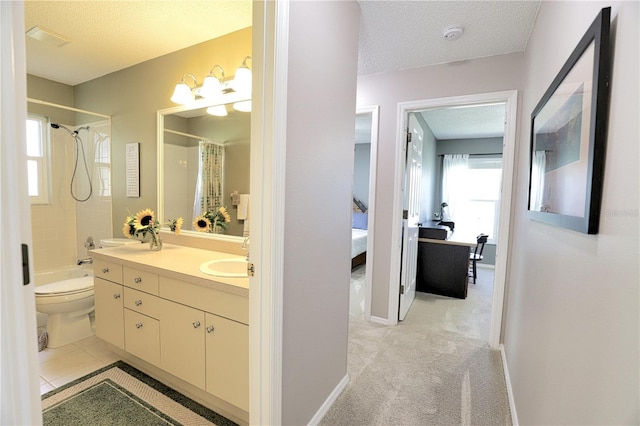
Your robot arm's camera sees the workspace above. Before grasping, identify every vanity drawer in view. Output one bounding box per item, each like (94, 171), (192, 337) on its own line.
(94, 259), (123, 284)
(124, 287), (162, 319)
(159, 276), (248, 325)
(124, 309), (160, 365)
(123, 266), (159, 295)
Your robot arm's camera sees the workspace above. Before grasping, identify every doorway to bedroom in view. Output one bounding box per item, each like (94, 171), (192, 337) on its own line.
(350, 106), (379, 320)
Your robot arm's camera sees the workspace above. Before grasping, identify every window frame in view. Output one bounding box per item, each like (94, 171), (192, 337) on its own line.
(26, 114), (51, 205)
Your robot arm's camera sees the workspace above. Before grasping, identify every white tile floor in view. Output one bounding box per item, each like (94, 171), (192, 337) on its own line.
(38, 334), (120, 395)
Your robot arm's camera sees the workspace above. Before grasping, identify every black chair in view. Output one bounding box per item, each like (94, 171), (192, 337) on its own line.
(469, 234), (488, 284)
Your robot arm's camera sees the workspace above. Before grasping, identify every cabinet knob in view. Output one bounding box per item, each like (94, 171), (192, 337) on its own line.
(102, 267), (109, 273)
(206, 326), (215, 333)
(113, 293), (121, 299)
(134, 300), (142, 306)
(193, 321), (201, 328)
(135, 323), (143, 329)
(134, 277), (142, 284)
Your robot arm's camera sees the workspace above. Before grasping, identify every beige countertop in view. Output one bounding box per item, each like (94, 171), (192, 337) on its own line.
(92, 243), (249, 297)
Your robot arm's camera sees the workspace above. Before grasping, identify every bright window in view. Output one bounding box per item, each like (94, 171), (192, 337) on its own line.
(453, 157), (502, 243)
(26, 115), (51, 204)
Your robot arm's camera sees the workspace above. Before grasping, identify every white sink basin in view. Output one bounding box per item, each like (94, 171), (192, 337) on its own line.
(200, 258), (248, 278)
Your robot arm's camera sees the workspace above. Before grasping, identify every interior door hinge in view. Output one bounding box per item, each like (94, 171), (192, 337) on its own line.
(406, 132), (412, 143)
(402, 210), (408, 219)
(247, 263), (255, 277)
(400, 284), (405, 295)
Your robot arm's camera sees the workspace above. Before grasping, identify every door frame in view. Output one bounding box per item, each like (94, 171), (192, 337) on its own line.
(356, 105), (380, 321)
(388, 90), (518, 349)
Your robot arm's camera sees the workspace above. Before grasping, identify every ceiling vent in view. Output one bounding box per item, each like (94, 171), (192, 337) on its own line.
(443, 26), (464, 41)
(26, 26), (71, 48)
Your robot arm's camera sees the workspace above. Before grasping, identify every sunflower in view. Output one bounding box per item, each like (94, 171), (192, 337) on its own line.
(219, 206), (231, 223)
(122, 221), (135, 238)
(169, 217), (184, 235)
(193, 215), (211, 232)
(134, 209), (155, 231)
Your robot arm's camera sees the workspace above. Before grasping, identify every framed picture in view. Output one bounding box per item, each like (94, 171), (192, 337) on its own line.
(527, 7), (611, 234)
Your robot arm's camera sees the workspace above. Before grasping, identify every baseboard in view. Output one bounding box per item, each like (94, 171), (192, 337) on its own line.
(500, 344), (519, 426)
(308, 374), (349, 425)
(369, 315), (390, 325)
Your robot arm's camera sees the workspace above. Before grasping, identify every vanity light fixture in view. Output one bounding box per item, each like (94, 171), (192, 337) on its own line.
(170, 73), (198, 104)
(206, 105), (228, 117)
(233, 100), (252, 112)
(170, 56), (252, 106)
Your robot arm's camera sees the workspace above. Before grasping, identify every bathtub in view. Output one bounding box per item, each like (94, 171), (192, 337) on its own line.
(34, 265), (94, 328)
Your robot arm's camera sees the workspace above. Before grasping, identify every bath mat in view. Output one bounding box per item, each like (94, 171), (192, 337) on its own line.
(41, 361), (238, 426)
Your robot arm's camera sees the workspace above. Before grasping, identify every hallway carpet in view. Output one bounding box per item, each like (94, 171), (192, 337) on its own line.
(321, 267), (511, 425)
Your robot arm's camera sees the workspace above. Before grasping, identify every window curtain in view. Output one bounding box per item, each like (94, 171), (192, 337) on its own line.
(530, 150), (546, 211)
(193, 141), (224, 219)
(441, 154), (469, 220)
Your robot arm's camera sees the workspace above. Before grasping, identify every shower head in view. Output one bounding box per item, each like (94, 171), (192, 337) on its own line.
(50, 123), (61, 129)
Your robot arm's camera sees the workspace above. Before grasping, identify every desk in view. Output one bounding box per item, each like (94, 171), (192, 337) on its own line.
(416, 229), (477, 299)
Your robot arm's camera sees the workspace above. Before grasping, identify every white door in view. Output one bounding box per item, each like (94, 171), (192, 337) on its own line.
(398, 113), (422, 321)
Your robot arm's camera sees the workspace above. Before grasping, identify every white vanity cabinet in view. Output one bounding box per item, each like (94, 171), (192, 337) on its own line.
(94, 259), (124, 349)
(205, 312), (249, 412)
(92, 246), (249, 416)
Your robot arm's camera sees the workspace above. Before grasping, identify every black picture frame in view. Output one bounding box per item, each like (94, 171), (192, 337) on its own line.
(527, 7), (611, 234)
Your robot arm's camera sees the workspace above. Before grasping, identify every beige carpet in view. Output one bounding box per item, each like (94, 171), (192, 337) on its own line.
(321, 267), (511, 426)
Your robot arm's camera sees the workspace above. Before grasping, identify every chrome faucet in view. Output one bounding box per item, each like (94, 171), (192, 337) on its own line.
(77, 257), (93, 265)
(242, 236), (250, 261)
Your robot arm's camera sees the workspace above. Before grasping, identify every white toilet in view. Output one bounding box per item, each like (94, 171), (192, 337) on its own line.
(35, 276), (95, 348)
(35, 238), (139, 348)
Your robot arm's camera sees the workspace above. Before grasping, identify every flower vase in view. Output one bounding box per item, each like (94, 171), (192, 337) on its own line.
(149, 232), (162, 251)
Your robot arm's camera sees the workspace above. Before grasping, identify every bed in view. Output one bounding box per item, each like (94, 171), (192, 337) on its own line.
(351, 198), (368, 269)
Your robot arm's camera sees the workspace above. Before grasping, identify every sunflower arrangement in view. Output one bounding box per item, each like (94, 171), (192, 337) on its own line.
(122, 209), (183, 240)
(193, 206), (231, 233)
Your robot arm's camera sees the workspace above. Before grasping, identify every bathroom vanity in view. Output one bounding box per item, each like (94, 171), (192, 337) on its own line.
(92, 242), (249, 423)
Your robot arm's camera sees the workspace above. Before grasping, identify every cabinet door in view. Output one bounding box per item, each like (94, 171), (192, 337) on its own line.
(159, 300), (205, 390)
(124, 309), (160, 365)
(94, 277), (124, 349)
(205, 313), (249, 411)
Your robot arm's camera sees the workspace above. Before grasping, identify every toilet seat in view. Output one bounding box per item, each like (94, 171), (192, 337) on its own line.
(35, 276), (94, 297)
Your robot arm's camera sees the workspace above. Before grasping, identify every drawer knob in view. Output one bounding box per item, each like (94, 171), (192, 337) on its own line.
(113, 293), (121, 299)
(134, 300), (142, 306)
(102, 267), (109, 273)
(135, 323), (143, 329)
(134, 277), (142, 284)
(193, 321), (201, 328)
(206, 326), (215, 333)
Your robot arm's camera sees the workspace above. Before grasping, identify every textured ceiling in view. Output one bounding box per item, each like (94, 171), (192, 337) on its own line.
(358, 0), (540, 75)
(24, 1), (252, 86)
(421, 104), (506, 140)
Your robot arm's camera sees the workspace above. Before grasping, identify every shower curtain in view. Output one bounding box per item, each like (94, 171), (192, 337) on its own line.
(193, 141), (224, 220)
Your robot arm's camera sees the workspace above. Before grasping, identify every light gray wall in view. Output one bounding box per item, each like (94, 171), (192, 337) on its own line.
(282, 1), (360, 424)
(356, 52), (525, 319)
(504, 2), (639, 424)
(353, 143), (370, 208)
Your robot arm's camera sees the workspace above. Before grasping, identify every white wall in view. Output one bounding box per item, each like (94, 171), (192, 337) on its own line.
(281, 1), (360, 424)
(503, 2), (639, 424)
(357, 52), (525, 319)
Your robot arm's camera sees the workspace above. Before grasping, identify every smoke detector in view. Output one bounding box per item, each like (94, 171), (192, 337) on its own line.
(443, 26), (464, 41)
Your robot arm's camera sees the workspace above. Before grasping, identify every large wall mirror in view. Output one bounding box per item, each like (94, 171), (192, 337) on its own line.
(157, 96), (250, 240)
